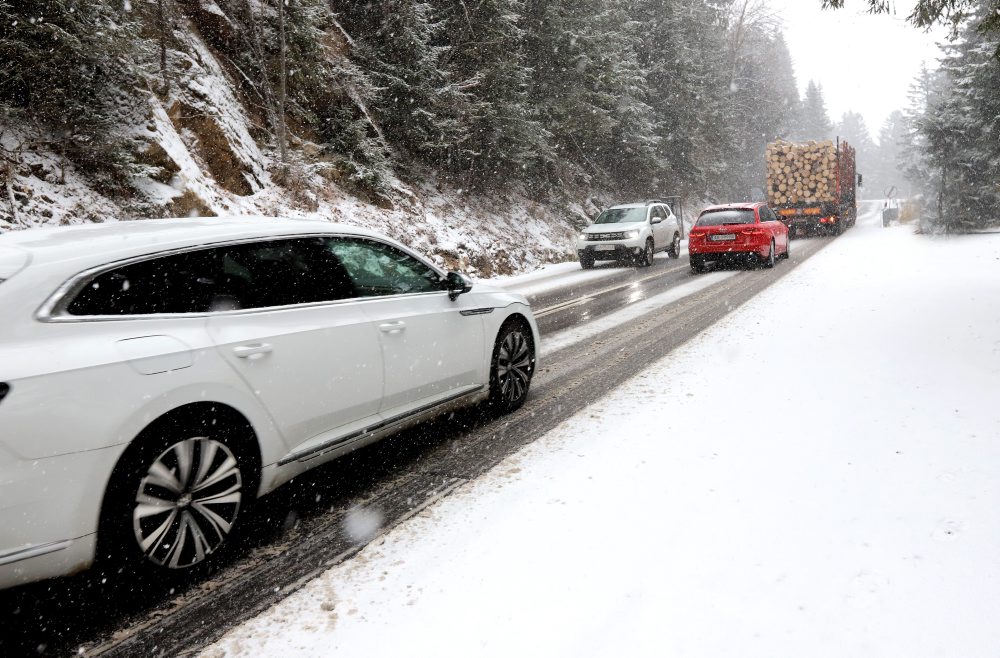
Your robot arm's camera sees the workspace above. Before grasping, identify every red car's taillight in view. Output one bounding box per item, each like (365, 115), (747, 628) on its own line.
(740, 227), (764, 235)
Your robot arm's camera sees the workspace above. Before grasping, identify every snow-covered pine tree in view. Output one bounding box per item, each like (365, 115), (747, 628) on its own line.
(431, 0), (551, 188)
(272, 0), (391, 190)
(714, 5), (803, 201)
(335, 0), (474, 171)
(797, 80), (834, 141)
(522, 0), (661, 193)
(0, 0), (146, 193)
(901, 63), (949, 226)
(630, 0), (734, 196)
(835, 110), (875, 194)
(918, 0), (1000, 229)
(872, 110), (912, 198)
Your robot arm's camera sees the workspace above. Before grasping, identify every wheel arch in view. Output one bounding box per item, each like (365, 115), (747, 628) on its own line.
(107, 401), (263, 497)
(94, 401), (263, 571)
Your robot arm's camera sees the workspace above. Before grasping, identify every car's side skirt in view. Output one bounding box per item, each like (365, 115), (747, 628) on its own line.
(277, 385), (489, 466)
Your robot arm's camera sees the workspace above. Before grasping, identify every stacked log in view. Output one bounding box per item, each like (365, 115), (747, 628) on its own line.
(766, 140), (838, 206)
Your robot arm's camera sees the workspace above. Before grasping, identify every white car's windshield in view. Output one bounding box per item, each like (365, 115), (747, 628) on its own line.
(594, 208), (647, 224)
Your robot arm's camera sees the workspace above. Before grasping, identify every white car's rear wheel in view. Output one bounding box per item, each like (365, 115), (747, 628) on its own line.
(132, 438), (243, 569)
(101, 414), (256, 577)
(667, 232), (681, 258)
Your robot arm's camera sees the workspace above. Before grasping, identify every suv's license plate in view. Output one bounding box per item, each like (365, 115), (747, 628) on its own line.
(710, 234), (736, 241)
(594, 245), (616, 251)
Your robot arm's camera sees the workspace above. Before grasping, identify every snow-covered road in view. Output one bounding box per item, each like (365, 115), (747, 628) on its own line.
(202, 214), (1000, 658)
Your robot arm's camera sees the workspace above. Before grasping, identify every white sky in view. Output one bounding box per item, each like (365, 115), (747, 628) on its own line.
(767, 0), (947, 136)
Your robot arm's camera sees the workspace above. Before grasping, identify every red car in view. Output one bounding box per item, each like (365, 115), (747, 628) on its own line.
(687, 202), (790, 273)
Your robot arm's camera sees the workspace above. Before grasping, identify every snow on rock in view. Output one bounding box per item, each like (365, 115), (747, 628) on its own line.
(200, 214), (1000, 658)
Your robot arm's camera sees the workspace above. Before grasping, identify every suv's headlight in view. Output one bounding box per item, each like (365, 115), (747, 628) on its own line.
(579, 233), (588, 241)
(624, 230), (640, 239)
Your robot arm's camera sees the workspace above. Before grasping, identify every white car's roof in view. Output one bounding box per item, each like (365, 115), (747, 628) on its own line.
(0, 216), (385, 273)
(608, 203), (647, 209)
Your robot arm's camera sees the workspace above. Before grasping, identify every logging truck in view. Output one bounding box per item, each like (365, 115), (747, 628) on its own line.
(766, 138), (860, 237)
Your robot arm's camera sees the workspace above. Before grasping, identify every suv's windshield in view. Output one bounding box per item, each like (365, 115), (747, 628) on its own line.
(594, 208), (647, 224)
(696, 210), (756, 227)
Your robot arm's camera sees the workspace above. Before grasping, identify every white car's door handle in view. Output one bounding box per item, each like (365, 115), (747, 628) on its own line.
(233, 343), (273, 358)
(379, 321), (406, 334)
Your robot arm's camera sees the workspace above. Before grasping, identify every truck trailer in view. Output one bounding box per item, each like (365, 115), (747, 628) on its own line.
(766, 138), (860, 237)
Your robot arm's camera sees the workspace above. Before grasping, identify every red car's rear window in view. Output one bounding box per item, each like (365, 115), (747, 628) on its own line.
(695, 209), (756, 227)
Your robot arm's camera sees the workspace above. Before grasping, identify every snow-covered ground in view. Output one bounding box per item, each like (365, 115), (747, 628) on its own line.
(200, 215), (1000, 658)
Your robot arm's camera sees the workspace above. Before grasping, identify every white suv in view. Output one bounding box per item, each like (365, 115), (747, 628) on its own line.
(576, 201), (683, 268)
(0, 217), (538, 589)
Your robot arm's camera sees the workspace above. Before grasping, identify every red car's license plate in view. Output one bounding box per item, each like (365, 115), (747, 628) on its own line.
(709, 233), (736, 241)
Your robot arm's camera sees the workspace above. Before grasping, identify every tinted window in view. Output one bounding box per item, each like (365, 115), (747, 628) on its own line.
(328, 238), (441, 297)
(695, 210), (756, 227)
(760, 207), (777, 222)
(67, 238), (356, 315)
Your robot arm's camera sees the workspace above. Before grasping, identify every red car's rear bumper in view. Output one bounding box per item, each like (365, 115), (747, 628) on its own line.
(688, 234), (770, 257)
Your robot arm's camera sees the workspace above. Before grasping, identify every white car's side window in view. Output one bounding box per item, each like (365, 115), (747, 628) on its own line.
(65, 238), (356, 315)
(327, 238), (442, 297)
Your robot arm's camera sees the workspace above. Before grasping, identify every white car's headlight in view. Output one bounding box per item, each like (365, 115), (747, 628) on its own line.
(579, 233), (588, 241)
(624, 230), (640, 239)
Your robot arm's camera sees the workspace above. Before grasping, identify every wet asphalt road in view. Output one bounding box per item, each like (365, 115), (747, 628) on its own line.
(0, 235), (834, 657)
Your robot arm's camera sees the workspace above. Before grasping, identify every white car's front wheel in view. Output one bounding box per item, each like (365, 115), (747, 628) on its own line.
(487, 320), (535, 413)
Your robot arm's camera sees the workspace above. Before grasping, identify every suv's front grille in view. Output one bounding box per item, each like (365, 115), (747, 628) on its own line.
(588, 232), (627, 241)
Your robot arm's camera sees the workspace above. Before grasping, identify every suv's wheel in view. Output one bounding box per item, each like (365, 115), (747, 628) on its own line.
(639, 239), (654, 267)
(100, 417), (255, 578)
(487, 320), (535, 413)
(579, 254), (595, 269)
(667, 232), (681, 259)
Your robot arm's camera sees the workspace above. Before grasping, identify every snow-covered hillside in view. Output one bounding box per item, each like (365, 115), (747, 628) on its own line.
(0, 4), (591, 277)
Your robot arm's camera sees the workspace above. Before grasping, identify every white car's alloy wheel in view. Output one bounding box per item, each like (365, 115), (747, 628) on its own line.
(132, 437), (243, 569)
(491, 323), (534, 411)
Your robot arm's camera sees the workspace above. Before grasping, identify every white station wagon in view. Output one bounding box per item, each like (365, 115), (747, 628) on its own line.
(0, 217), (538, 589)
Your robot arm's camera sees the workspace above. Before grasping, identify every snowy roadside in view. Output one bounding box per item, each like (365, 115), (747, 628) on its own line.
(200, 217), (1000, 658)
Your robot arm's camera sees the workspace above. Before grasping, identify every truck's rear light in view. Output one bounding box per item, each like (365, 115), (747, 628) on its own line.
(0, 383), (8, 404)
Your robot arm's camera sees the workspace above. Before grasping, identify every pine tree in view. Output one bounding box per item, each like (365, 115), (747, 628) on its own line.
(797, 81), (834, 141)
(0, 0), (146, 193)
(432, 0), (550, 187)
(335, 0), (474, 169)
(523, 0), (659, 191)
(918, 0), (1000, 228)
(835, 110), (875, 190)
(870, 110), (911, 198)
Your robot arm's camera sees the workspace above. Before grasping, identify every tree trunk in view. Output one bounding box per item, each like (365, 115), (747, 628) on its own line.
(158, 0), (170, 96)
(2, 162), (17, 225)
(277, 0), (288, 165)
